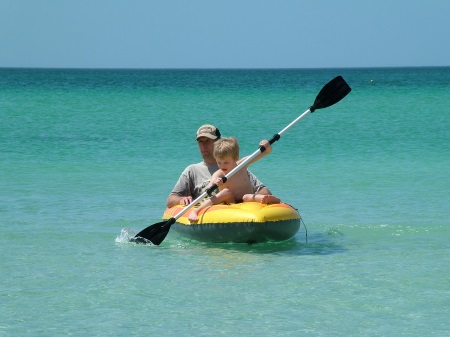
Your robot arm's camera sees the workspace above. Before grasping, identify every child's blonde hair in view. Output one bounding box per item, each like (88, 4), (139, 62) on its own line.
(213, 137), (239, 160)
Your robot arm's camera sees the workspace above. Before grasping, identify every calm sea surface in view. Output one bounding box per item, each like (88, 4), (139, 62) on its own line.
(1, 67), (449, 336)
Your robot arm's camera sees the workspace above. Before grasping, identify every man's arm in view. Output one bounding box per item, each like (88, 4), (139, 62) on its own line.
(247, 170), (271, 196)
(166, 165), (194, 208)
(257, 187), (271, 195)
(166, 194), (193, 208)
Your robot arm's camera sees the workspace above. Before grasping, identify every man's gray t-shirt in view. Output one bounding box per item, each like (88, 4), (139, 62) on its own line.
(170, 161), (265, 199)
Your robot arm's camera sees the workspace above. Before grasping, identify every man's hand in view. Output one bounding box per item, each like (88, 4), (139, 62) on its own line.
(166, 194), (193, 208)
(179, 196), (193, 205)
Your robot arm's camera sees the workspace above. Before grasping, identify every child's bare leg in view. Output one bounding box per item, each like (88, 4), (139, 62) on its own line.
(260, 194), (280, 204)
(243, 194), (280, 204)
(242, 194), (255, 202)
(213, 189), (235, 204)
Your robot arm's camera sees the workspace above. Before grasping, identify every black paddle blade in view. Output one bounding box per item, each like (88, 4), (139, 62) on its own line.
(132, 218), (176, 245)
(310, 76), (351, 112)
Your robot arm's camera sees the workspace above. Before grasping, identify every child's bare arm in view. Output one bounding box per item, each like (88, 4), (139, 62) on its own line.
(239, 140), (272, 167)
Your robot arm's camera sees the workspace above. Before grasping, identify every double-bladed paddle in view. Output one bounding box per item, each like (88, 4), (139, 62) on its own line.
(132, 75), (351, 245)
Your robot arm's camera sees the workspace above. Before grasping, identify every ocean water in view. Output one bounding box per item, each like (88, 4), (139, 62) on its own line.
(1, 67), (449, 336)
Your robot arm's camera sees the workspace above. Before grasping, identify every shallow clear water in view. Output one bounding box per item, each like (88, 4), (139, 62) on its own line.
(1, 67), (449, 336)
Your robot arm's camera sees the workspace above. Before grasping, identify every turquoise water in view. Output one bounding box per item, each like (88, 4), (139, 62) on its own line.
(1, 67), (449, 336)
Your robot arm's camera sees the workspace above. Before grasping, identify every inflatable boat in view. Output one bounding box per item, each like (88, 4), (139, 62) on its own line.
(162, 202), (301, 244)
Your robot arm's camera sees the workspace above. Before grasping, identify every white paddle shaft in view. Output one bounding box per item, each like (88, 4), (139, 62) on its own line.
(170, 108), (312, 221)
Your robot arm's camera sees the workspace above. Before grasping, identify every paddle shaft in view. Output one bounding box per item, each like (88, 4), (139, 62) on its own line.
(164, 142), (273, 223)
(223, 108), (312, 181)
(170, 107), (313, 222)
(133, 76), (351, 244)
(269, 108), (311, 144)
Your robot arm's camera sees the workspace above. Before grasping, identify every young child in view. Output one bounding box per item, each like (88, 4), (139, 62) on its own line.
(188, 137), (280, 222)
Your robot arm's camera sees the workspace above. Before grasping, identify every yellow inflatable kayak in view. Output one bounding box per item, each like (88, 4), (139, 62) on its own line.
(162, 202), (301, 243)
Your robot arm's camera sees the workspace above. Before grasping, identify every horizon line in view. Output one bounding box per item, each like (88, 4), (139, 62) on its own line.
(1, 65), (449, 71)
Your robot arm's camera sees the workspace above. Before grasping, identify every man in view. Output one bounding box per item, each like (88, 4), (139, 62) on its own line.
(166, 124), (272, 208)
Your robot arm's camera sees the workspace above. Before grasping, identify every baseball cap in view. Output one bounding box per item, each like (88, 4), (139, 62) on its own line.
(195, 124), (221, 140)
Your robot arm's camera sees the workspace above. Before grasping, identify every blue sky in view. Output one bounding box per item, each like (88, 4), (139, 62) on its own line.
(1, 0), (449, 68)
